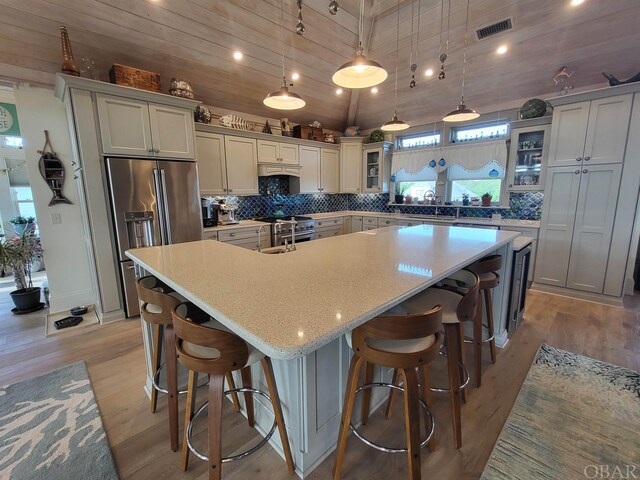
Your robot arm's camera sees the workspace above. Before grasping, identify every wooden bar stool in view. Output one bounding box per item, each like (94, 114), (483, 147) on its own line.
(467, 254), (502, 387)
(172, 301), (295, 480)
(333, 304), (443, 480)
(136, 275), (186, 452)
(384, 269), (479, 449)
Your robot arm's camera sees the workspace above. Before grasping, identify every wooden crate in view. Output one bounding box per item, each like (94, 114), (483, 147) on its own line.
(293, 125), (323, 141)
(109, 64), (161, 92)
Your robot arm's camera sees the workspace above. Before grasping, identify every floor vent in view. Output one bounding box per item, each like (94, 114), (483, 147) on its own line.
(476, 18), (512, 40)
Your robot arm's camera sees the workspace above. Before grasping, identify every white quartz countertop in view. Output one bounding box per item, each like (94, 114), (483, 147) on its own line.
(128, 225), (520, 359)
(513, 235), (534, 251)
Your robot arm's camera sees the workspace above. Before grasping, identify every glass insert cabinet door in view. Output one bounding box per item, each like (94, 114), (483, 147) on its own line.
(507, 124), (551, 191)
(363, 148), (381, 191)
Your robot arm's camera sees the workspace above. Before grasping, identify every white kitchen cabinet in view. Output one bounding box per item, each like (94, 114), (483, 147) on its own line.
(535, 163), (622, 293)
(315, 217), (344, 230)
(223, 136), (259, 195)
(295, 146), (339, 193)
(506, 125), (550, 191)
(320, 148), (340, 193)
(257, 140), (299, 165)
(362, 143), (392, 193)
(547, 95), (632, 168)
(340, 140), (363, 193)
(397, 219), (424, 227)
(196, 132), (227, 195)
(363, 217), (377, 228)
(218, 225), (270, 250)
(377, 218), (397, 228)
(96, 93), (195, 159)
(351, 216), (363, 232)
(316, 226), (343, 239)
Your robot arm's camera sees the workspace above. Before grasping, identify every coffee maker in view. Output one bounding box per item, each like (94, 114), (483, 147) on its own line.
(201, 197), (218, 227)
(216, 198), (239, 225)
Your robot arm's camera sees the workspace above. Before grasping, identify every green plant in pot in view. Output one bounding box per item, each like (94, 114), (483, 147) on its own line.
(9, 215), (36, 235)
(0, 230), (44, 311)
(462, 193), (470, 206)
(481, 192), (492, 206)
(394, 182), (412, 204)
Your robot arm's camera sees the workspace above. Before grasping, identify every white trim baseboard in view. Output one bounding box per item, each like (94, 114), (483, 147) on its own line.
(530, 283), (623, 307)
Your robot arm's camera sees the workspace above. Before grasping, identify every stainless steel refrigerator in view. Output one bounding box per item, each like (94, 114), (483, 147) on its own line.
(106, 157), (202, 317)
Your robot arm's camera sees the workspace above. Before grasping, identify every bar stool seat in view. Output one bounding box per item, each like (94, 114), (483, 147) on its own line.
(345, 330), (437, 353)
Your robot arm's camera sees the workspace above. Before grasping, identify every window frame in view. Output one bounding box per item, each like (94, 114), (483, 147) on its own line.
(449, 120), (510, 145)
(397, 131), (442, 149)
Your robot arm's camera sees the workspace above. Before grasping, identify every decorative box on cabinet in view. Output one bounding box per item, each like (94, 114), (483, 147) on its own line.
(362, 142), (392, 193)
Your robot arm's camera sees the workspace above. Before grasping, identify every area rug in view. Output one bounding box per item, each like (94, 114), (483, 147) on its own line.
(481, 344), (640, 479)
(0, 362), (119, 479)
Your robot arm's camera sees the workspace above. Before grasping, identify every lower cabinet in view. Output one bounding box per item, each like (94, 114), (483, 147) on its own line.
(315, 217), (344, 240)
(218, 225), (271, 250)
(377, 218), (397, 228)
(351, 216), (363, 232)
(397, 219), (424, 227)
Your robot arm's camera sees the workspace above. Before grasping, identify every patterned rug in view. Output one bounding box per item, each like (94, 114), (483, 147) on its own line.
(0, 362), (119, 479)
(482, 344), (640, 479)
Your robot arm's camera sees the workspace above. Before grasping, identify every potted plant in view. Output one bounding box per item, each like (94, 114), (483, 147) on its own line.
(462, 193), (470, 206)
(0, 230), (44, 311)
(481, 193), (493, 206)
(394, 182), (412, 204)
(9, 215), (36, 235)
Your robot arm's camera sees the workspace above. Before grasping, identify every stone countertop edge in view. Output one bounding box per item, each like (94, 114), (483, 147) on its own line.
(127, 227), (521, 360)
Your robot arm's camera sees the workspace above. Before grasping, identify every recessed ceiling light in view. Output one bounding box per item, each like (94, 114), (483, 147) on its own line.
(291, 72), (300, 80)
(336, 88), (343, 95)
(371, 87), (378, 94)
(425, 68), (434, 77)
(233, 51), (243, 60)
(496, 45), (508, 55)
(570, 0), (584, 5)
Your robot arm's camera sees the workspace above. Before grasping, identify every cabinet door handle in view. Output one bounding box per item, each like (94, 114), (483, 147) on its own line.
(575, 170), (580, 174)
(576, 157), (582, 162)
(147, 148), (154, 153)
(228, 189), (233, 192)
(584, 156), (591, 161)
(154, 148), (160, 154)
(229, 233), (236, 237)
(583, 169), (589, 174)
(508, 184), (513, 188)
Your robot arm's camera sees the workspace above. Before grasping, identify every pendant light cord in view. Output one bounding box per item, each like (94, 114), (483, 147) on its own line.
(394, 0), (400, 108)
(460, 0), (470, 100)
(280, 0), (286, 79)
(358, 0), (364, 50)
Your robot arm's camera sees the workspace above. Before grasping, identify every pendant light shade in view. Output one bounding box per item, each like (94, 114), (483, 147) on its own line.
(263, 77), (306, 110)
(381, 110), (410, 131)
(442, 97), (479, 122)
(333, 47), (388, 89)
(333, 0), (387, 89)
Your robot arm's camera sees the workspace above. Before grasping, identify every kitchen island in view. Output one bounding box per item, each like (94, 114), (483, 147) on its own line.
(127, 225), (520, 477)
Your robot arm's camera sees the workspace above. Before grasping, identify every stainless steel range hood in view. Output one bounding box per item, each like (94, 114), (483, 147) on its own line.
(258, 164), (302, 177)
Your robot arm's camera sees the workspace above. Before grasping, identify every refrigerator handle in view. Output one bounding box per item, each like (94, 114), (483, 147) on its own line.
(153, 168), (167, 245)
(160, 169), (173, 244)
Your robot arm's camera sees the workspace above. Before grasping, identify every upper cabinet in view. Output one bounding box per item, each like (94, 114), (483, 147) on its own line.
(297, 145), (321, 193)
(196, 132), (227, 195)
(362, 143), (391, 193)
(96, 93), (195, 159)
(320, 148), (340, 193)
(294, 145), (340, 193)
(340, 140), (363, 193)
(547, 94), (632, 168)
(257, 140), (299, 165)
(506, 124), (551, 191)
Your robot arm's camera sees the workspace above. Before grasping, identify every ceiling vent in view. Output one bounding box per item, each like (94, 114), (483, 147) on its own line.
(476, 18), (512, 40)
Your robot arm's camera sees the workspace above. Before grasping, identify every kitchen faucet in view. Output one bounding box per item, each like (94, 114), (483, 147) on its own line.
(256, 224), (269, 252)
(275, 218), (298, 252)
(423, 190), (441, 217)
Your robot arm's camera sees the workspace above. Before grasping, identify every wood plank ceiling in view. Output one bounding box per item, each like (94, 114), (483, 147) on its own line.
(0, 0), (638, 132)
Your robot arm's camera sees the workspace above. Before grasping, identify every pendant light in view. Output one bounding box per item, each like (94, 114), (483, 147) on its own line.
(332, 0), (387, 89)
(264, 0), (306, 110)
(442, 0), (479, 122)
(381, 0), (409, 132)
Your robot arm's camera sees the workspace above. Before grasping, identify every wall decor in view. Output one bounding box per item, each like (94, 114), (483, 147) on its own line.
(59, 26), (80, 76)
(281, 118), (292, 136)
(262, 120), (273, 134)
(109, 64), (161, 92)
(328, 0), (339, 15)
(37, 130), (72, 206)
(344, 125), (360, 137)
(437, 0), (451, 80)
(194, 104), (212, 124)
(602, 71), (640, 86)
(519, 98), (548, 119)
(296, 0), (306, 35)
(219, 114), (255, 131)
(0, 102), (21, 136)
(168, 78), (194, 99)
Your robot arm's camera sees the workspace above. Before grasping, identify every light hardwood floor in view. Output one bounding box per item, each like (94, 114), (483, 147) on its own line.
(0, 289), (638, 479)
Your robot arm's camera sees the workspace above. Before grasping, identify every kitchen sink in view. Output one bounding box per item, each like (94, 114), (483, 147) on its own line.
(260, 246), (289, 254)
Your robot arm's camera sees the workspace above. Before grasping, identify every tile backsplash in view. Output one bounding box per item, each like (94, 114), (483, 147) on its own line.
(218, 176), (543, 221)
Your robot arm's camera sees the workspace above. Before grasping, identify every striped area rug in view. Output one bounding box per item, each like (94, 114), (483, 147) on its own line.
(482, 344), (639, 480)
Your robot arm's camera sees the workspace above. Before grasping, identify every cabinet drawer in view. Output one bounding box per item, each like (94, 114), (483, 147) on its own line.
(203, 231), (218, 241)
(315, 226), (342, 239)
(397, 220), (424, 227)
(316, 217), (344, 228)
(377, 218), (397, 227)
(363, 217), (377, 226)
(225, 238), (264, 250)
(219, 226), (270, 242)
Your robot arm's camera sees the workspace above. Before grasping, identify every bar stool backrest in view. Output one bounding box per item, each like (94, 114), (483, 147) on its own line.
(172, 302), (249, 374)
(136, 275), (181, 325)
(352, 305), (443, 369)
(437, 269), (480, 323)
(468, 254), (502, 275)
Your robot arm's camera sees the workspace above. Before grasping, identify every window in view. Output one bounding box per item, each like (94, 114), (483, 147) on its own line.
(451, 121), (509, 144)
(399, 132), (441, 149)
(11, 187), (38, 227)
(393, 166), (437, 202)
(2, 136), (23, 149)
(448, 162), (504, 204)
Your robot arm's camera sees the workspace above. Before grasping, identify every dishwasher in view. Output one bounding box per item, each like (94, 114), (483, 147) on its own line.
(507, 239), (533, 336)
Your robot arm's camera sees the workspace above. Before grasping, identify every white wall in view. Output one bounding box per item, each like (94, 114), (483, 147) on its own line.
(13, 84), (96, 312)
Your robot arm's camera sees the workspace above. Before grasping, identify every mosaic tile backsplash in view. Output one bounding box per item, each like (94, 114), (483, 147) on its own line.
(222, 177), (543, 221)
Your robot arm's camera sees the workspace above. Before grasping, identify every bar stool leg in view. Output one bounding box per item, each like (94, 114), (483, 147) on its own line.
(444, 323), (462, 449)
(457, 323), (467, 404)
(485, 289), (497, 364)
(333, 355), (364, 480)
(361, 361), (375, 425)
(150, 324), (164, 414)
(207, 373), (225, 480)
(473, 303), (484, 389)
(260, 357), (295, 474)
(164, 324), (179, 451)
(240, 367), (255, 428)
(385, 368), (399, 419)
(180, 369), (199, 471)
(420, 365), (435, 452)
(401, 368), (422, 480)
(225, 373), (241, 412)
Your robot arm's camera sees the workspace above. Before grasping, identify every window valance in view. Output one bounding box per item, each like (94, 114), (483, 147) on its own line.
(391, 140), (508, 174)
